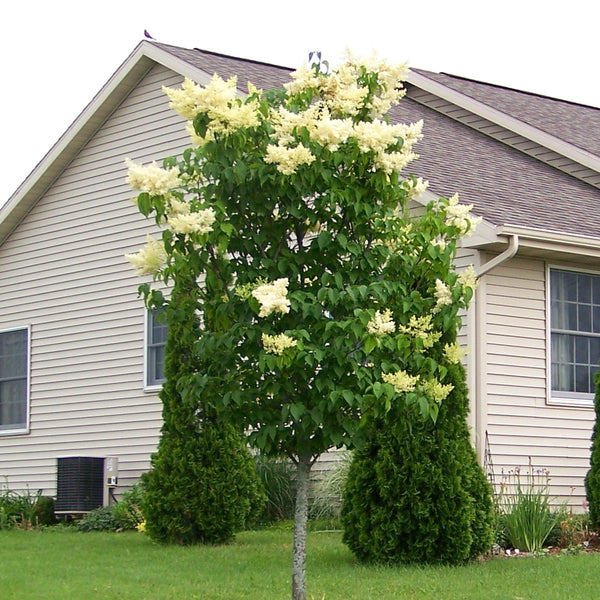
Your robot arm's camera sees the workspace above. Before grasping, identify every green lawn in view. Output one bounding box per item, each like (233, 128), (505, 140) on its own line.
(1, 528), (599, 599)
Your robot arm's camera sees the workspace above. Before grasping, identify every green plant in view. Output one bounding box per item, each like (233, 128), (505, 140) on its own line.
(34, 496), (57, 527)
(0, 480), (43, 530)
(585, 370), (600, 529)
(309, 454), (350, 522)
(255, 455), (296, 523)
(112, 484), (145, 530)
(498, 461), (560, 553)
(341, 361), (496, 565)
(76, 506), (119, 532)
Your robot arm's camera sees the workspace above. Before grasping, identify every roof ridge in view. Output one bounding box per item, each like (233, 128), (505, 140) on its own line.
(150, 41), (293, 72)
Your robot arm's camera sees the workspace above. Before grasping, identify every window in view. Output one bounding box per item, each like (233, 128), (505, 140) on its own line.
(550, 268), (600, 401)
(146, 310), (167, 387)
(0, 328), (29, 432)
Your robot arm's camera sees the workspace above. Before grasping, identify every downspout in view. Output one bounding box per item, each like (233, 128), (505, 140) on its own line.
(472, 234), (519, 463)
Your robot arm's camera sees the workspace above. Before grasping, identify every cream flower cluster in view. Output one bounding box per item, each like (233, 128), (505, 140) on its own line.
(267, 52), (415, 176)
(443, 342), (466, 365)
(264, 143), (316, 175)
(382, 370), (419, 393)
(433, 279), (453, 313)
(366, 309), (396, 335)
(252, 278), (291, 317)
(444, 194), (482, 237)
(337, 50), (409, 117)
(125, 159), (181, 196)
(421, 379), (454, 404)
(457, 265), (479, 291)
(167, 207), (216, 235)
(262, 333), (297, 355)
(398, 314), (441, 348)
(163, 76), (260, 142)
(125, 235), (167, 275)
(352, 120), (423, 174)
(305, 50), (409, 119)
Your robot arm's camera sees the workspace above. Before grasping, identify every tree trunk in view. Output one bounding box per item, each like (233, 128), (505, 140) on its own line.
(292, 455), (312, 600)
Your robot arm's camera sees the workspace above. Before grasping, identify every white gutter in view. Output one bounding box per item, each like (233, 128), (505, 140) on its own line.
(471, 234), (519, 463)
(476, 234), (519, 277)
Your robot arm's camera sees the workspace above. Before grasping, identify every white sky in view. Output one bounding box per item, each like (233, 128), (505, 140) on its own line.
(1, 0), (599, 207)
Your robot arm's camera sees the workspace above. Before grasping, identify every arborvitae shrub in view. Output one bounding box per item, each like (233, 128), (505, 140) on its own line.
(142, 417), (264, 544)
(141, 277), (264, 545)
(585, 372), (600, 529)
(341, 361), (495, 564)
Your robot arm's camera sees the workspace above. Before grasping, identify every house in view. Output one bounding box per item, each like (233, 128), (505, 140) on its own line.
(1, 40), (599, 508)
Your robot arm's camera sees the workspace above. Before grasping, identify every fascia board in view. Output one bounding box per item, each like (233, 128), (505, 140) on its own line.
(499, 224), (600, 256)
(407, 70), (600, 174)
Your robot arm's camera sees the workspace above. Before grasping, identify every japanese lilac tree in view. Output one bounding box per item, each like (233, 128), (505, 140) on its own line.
(126, 53), (485, 600)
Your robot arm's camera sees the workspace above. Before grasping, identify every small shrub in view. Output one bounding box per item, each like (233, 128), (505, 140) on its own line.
(77, 506), (119, 532)
(586, 370), (600, 529)
(112, 484), (145, 530)
(255, 455), (296, 523)
(35, 496), (57, 527)
(498, 461), (560, 553)
(0, 480), (43, 530)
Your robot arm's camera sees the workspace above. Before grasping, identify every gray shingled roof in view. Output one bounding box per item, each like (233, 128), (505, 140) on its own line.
(412, 69), (600, 157)
(154, 44), (600, 239)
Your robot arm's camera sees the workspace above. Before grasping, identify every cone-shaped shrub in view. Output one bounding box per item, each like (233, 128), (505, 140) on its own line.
(341, 360), (495, 564)
(585, 372), (600, 530)
(141, 276), (264, 545)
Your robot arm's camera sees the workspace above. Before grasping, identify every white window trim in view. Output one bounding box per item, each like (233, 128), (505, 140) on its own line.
(0, 325), (31, 436)
(143, 309), (166, 392)
(546, 263), (598, 409)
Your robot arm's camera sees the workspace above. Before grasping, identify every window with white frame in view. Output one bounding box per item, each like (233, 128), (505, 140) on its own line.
(0, 328), (29, 432)
(146, 310), (167, 387)
(550, 268), (600, 399)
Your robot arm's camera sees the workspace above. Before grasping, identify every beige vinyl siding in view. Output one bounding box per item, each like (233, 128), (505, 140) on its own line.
(0, 63), (189, 497)
(482, 257), (595, 506)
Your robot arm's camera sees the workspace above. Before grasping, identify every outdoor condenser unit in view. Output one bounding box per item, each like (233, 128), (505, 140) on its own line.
(55, 457), (106, 514)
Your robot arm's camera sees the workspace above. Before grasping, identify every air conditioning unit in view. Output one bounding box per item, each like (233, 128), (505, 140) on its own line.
(55, 456), (118, 514)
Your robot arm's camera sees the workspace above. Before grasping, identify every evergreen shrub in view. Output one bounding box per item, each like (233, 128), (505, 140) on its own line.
(585, 371), (600, 530)
(341, 361), (495, 564)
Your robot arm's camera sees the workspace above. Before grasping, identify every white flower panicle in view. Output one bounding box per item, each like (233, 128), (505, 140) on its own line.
(167, 207), (216, 235)
(433, 279), (453, 313)
(252, 278), (291, 317)
(457, 265), (479, 291)
(366, 309), (396, 335)
(444, 194), (482, 236)
(125, 159), (181, 196)
(382, 370), (419, 393)
(262, 333), (297, 355)
(125, 235), (167, 275)
(406, 177), (429, 200)
(398, 314), (442, 348)
(443, 342), (466, 364)
(264, 143), (316, 175)
(163, 76), (260, 141)
(421, 379), (454, 404)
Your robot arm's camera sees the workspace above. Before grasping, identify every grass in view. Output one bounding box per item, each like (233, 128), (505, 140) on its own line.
(1, 528), (600, 599)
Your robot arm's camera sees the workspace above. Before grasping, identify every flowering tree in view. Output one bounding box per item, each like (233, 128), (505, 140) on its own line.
(126, 53), (481, 600)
